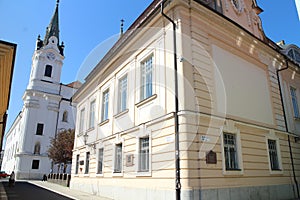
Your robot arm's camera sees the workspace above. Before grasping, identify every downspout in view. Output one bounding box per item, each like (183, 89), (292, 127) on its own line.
(276, 59), (299, 198)
(161, 1), (181, 199)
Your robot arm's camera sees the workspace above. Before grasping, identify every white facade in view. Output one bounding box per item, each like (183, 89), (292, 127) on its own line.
(1, 3), (79, 179)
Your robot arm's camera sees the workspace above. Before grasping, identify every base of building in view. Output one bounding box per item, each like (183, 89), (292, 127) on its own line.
(182, 184), (297, 200)
(70, 179), (297, 200)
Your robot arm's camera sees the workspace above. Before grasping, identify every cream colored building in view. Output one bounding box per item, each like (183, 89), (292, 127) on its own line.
(71, 0), (300, 199)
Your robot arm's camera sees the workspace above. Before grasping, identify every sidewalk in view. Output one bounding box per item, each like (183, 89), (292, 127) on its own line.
(28, 180), (112, 200)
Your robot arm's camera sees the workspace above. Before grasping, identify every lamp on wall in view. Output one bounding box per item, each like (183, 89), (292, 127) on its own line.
(83, 132), (88, 145)
(83, 132), (96, 150)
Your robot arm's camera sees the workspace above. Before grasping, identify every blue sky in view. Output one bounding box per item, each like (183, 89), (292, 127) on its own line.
(0, 0), (299, 132)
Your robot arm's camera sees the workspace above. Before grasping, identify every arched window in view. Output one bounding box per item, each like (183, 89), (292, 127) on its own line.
(62, 111), (68, 122)
(34, 142), (41, 155)
(44, 65), (52, 77)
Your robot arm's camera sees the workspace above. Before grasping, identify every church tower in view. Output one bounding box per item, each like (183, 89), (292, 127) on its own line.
(27, 0), (65, 92)
(1, 1), (79, 179)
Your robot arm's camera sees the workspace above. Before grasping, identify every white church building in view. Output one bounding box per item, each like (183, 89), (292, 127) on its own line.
(1, 1), (80, 179)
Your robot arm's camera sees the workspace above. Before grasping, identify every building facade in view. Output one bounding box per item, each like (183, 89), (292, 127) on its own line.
(71, 0), (300, 199)
(1, 2), (79, 179)
(0, 40), (17, 150)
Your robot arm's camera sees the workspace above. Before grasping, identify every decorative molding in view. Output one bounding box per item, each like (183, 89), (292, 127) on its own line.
(231, 0), (244, 14)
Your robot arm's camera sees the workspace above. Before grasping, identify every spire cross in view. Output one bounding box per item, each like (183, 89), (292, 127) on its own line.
(120, 19), (124, 36)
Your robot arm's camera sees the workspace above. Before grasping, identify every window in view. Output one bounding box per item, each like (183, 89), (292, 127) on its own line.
(36, 123), (44, 135)
(89, 100), (96, 128)
(34, 142), (41, 154)
(32, 160), (40, 169)
(101, 89), (109, 121)
(79, 108), (85, 133)
(44, 65), (52, 77)
(118, 75), (128, 112)
(223, 133), (239, 170)
(75, 154), (79, 174)
(290, 87), (300, 118)
(140, 56), (153, 101)
(288, 49), (300, 63)
(197, 0), (223, 13)
(97, 148), (104, 174)
(62, 111), (68, 122)
(85, 152), (90, 174)
(268, 139), (280, 170)
(139, 137), (149, 172)
(114, 144), (122, 173)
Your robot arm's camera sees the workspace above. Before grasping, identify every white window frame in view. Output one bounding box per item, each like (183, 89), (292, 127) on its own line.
(97, 148), (104, 175)
(89, 100), (96, 129)
(139, 137), (150, 172)
(136, 125), (152, 176)
(101, 89), (109, 122)
(113, 143), (123, 174)
(140, 55), (153, 101)
(79, 108), (85, 133)
(75, 154), (79, 175)
(266, 132), (283, 174)
(84, 151), (90, 175)
(220, 120), (243, 175)
(118, 74), (128, 113)
(290, 86), (300, 118)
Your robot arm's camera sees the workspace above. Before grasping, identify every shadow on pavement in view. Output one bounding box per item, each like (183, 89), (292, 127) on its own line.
(0, 180), (74, 200)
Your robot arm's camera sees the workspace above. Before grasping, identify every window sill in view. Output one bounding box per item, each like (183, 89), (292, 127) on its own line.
(114, 109), (129, 119)
(98, 119), (109, 126)
(270, 169), (283, 175)
(96, 173), (104, 177)
(223, 169), (243, 176)
(136, 171), (151, 177)
(136, 94), (157, 108)
(112, 172), (123, 177)
(86, 127), (95, 132)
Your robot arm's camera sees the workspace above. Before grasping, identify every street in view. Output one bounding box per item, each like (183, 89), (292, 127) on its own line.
(0, 179), (73, 200)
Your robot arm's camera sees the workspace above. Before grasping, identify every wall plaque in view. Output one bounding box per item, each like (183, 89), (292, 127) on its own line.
(206, 150), (217, 164)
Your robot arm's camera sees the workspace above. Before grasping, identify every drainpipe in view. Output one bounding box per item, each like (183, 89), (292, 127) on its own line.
(276, 59), (299, 198)
(161, 1), (181, 199)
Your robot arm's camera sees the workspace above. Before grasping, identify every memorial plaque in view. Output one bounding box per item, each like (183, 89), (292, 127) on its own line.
(206, 150), (217, 164)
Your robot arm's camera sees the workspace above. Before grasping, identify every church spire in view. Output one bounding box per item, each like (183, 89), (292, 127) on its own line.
(44, 0), (60, 46)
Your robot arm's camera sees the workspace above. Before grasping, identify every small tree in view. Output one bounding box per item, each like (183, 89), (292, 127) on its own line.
(48, 129), (75, 173)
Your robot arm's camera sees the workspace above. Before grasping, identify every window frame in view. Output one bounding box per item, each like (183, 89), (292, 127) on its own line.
(266, 134), (283, 174)
(220, 121), (243, 175)
(79, 108), (85, 133)
(75, 154), (79, 174)
(114, 143), (123, 174)
(140, 55), (153, 101)
(118, 75), (128, 113)
(89, 100), (96, 129)
(44, 65), (52, 77)
(32, 160), (40, 169)
(36, 123), (44, 135)
(85, 152), (90, 174)
(290, 86), (300, 118)
(223, 133), (239, 170)
(97, 148), (104, 174)
(139, 137), (150, 172)
(101, 89), (110, 122)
